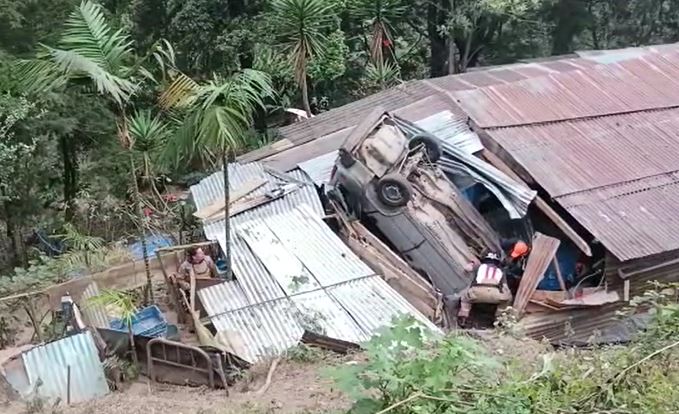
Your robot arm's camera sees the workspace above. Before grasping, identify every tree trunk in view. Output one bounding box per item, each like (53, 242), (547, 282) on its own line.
(427, 0), (450, 77)
(59, 135), (78, 222)
(447, 0), (456, 74)
(550, 0), (589, 55)
(129, 153), (153, 304)
(128, 326), (138, 366)
(222, 150), (232, 278)
(300, 71), (312, 118)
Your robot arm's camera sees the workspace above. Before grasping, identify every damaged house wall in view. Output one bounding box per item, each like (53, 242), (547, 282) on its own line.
(453, 46), (679, 343)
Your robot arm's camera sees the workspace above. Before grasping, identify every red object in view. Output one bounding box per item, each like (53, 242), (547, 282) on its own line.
(143, 207), (153, 217)
(382, 38), (392, 47)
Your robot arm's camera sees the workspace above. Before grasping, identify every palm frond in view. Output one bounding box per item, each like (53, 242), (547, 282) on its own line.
(272, 0), (336, 83)
(128, 110), (171, 153)
(60, 0), (134, 72)
(45, 47), (137, 105)
(162, 69), (274, 164)
(158, 71), (200, 110)
(14, 58), (67, 94)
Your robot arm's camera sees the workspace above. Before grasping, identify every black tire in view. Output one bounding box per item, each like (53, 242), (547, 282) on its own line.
(408, 133), (442, 162)
(338, 149), (356, 168)
(376, 174), (412, 207)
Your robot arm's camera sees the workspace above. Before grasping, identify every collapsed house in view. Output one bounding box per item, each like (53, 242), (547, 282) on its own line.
(235, 42), (679, 345)
(189, 163), (440, 363)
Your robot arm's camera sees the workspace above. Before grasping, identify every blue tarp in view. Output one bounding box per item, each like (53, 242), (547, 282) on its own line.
(128, 234), (174, 261)
(537, 242), (580, 291)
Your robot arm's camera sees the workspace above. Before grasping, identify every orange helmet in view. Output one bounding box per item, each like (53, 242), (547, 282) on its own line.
(510, 241), (529, 259)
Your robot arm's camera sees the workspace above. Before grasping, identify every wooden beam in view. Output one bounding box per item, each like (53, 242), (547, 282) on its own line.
(482, 149), (592, 257)
(552, 257), (569, 296)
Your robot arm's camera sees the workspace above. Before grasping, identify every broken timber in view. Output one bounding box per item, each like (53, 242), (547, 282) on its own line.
(514, 233), (561, 316)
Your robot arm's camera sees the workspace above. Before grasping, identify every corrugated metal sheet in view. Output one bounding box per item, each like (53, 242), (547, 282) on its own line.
(454, 49), (679, 128)
(210, 298), (303, 363)
(208, 276), (441, 363)
(9, 331), (108, 404)
(79, 283), (109, 329)
(413, 110), (484, 154)
(192, 164), (324, 304)
(198, 203), (440, 362)
(240, 47), (625, 167)
(259, 204), (374, 286)
(452, 48), (679, 261)
(328, 276), (440, 335)
(298, 150), (338, 186)
(197, 280), (250, 316)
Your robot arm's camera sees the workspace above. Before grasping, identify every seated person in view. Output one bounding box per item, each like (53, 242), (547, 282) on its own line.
(171, 246), (218, 291)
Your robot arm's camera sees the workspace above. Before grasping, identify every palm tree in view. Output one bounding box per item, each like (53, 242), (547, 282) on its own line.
(17, 1), (177, 303)
(349, 0), (407, 65)
(160, 70), (274, 278)
(271, 0), (334, 117)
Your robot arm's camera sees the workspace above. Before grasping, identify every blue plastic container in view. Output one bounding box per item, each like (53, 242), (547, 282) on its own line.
(109, 305), (168, 338)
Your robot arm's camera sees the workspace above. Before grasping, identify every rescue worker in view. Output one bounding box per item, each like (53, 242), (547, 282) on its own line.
(457, 252), (513, 327)
(500, 238), (530, 294)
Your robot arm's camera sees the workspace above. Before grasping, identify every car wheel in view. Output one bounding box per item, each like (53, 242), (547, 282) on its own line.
(338, 149), (356, 168)
(376, 174), (412, 207)
(408, 133), (442, 162)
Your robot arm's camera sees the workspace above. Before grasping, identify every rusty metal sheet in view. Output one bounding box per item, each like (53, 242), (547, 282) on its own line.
(455, 48), (679, 128)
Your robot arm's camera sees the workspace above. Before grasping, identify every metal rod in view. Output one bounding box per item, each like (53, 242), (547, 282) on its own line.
(66, 365), (71, 405)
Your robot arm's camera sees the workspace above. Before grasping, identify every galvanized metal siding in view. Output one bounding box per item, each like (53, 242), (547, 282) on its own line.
(414, 110), (483, 154)
(328, 277), (440, 335)
(298, 150), (338, 186)
(261, 205), (374, 286)
(197, 203), (440, 363)
(192, 164), (324, 304)
(20, 331), (108, 404)
(79, 283), (109, 329)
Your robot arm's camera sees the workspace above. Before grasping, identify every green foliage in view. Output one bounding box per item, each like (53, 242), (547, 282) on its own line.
(333, 288), (679, 414)
(89, 288), (138, 329)
(309, 30), (349, 82)
(163, 69), (275, 165)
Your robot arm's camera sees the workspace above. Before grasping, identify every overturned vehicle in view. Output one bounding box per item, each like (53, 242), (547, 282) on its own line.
(327, 109), (507, 312)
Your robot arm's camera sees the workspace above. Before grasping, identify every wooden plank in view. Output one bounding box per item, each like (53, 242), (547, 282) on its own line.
(552, 257), (568, 294)
(514, 233), (561, 316)
(193, 179), (267, 220)
(482, 150), (592, 257)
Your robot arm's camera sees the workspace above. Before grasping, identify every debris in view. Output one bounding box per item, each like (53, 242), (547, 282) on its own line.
(193, 178), (267, 220)
(301, 331), (361, 354)
(514, 233), (561, 316)
(255, 357), (281, 396)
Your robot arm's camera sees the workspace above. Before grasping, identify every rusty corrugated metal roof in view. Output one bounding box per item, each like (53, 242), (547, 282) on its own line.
(240, 50), (630, 168)
(454, 49), (679, 128)
(453, 46), (679, 261)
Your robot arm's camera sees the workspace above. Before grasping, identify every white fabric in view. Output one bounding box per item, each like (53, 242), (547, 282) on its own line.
(474, 264), (504, 285)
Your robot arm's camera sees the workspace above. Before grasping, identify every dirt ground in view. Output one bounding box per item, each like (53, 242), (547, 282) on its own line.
(2, 354), (352, 414)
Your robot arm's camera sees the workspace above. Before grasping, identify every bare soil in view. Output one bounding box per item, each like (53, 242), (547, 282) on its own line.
(2, 355), (352, 414)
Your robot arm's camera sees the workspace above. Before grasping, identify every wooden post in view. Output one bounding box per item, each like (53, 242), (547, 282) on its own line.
(552, 257), (569, 298)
